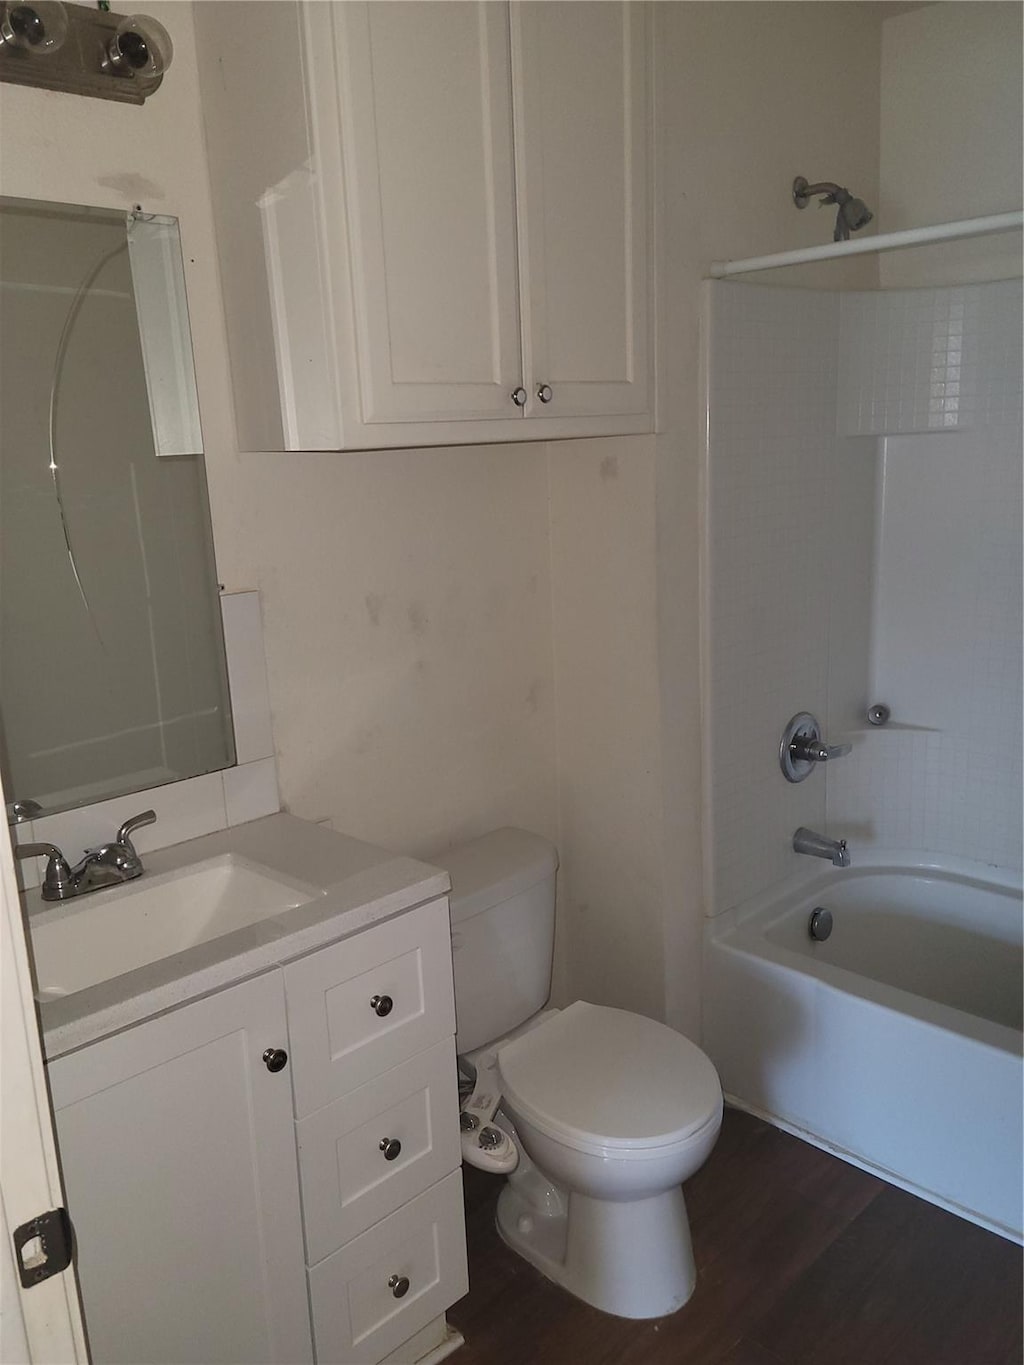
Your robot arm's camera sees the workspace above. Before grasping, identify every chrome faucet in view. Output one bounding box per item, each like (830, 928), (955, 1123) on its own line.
(793, 827), (850, 868)
(15, 810), (157, 902)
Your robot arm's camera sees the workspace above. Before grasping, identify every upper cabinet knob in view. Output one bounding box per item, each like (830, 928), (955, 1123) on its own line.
(370, 994), (394, 1017)
(537, 383), (553, 403)
(510, 386), (527, 407)
(262, 1047), (288, 1073)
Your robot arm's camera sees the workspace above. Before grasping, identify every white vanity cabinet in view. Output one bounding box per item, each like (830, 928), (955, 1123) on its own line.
(195, 0), (652, 452)
(47, 896), (467, 1365)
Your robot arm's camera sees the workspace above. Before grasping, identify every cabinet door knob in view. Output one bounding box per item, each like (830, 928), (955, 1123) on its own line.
(388, 1274), (410, 1299)
(510, 386), (527, 407)
(370, 994), (393, 1017)
(537, 383), (553, 403)
(262, 1047), (288, 1073)
(379, 1137), (402, 1161)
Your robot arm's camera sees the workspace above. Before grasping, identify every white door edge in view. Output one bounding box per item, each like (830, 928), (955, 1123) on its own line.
(1, 779), (89, 1364)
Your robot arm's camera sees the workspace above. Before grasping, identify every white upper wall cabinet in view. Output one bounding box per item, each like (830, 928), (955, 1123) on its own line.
(195, 1), (653, 452)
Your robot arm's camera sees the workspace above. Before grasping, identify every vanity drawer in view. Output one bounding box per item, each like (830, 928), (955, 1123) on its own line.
(308, 1170), (468, 1365)
(285, 897), (456, 1118)
(297, 1037), (461, 1263)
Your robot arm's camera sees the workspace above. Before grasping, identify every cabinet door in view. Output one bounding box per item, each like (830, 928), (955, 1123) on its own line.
(47, 974), (311, 1365)
(326, 1), (524, 426)
(512, 1), (651, 422)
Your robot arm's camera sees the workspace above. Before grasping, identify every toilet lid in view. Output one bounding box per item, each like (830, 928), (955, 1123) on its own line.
(497, 1001), (722, 1154)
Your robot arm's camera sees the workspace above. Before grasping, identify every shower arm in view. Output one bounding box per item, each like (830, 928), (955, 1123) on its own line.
(793, 178), (851, 209)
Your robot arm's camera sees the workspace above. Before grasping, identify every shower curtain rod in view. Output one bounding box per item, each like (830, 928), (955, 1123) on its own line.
(708, 210), (1023, 279)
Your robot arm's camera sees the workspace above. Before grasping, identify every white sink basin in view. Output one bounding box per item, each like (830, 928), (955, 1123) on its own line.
(30, 855), (317, 1000)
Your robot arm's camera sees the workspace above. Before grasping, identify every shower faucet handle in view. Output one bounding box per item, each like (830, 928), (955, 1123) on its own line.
(780, 712), (852, 783)
(792, 736), (852, 764)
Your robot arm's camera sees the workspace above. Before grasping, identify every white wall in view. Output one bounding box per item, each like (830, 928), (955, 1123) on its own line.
(652, 0), (882, 1026)
(0, 1), (889, 1041)
(0, 3), (561, 869)
(241, 444), (559, 860)
(880, 1), (1023, 286)
(547, 436), (665, 1013)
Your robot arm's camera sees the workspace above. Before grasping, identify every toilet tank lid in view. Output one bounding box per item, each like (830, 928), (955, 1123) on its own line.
(435, 827), (558, 925)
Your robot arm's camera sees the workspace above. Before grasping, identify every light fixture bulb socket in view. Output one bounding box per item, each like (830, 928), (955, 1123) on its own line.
(0, 1), (68, 54)
(104, 12), (172, 80)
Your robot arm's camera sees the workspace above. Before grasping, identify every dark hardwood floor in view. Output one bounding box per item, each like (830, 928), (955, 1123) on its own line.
(448, 1108), (1023, 1365)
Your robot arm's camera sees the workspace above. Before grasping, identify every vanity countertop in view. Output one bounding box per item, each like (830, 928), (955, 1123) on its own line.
(25, 813), (450, 1060)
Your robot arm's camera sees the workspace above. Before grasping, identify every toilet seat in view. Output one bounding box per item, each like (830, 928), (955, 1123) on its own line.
(497, 1000), (722, 1158)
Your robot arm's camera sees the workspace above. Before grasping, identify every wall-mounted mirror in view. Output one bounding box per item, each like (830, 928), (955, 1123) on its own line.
(0, 196), (235, 821)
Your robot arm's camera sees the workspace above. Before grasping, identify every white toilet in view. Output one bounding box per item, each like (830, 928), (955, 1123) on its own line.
(438, 827), (722, 1321)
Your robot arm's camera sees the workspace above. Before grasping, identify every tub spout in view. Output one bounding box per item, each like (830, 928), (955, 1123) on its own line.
(793, 827), (850, 867)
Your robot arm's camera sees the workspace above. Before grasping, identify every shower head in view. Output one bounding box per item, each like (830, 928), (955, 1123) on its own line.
(793, 176), (874, 242)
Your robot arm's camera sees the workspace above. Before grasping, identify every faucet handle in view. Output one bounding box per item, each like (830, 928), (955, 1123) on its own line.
(116, 809), (157, 850)
(14, 842), (73, 899)
(780, 712), (852, 782)
(800, 739), (852, 762)
(14, 840), (67, 862)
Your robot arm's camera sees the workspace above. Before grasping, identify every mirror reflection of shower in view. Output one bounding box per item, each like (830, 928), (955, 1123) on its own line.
(793, 175), (874, 241)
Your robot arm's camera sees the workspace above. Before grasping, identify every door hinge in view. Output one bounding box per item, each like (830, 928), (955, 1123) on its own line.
(13, 1208), (73, 1287)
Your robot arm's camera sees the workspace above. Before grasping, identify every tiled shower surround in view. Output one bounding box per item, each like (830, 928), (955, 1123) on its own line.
(706, 278), (1022, 915)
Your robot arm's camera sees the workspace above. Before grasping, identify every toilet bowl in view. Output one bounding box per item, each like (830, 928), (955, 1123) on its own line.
(439, 828), (723, 1319)
(491, 1001), (722, 1318)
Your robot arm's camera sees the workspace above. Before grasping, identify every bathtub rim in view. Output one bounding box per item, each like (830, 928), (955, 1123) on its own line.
(712, 847), (1022, 934)
(706, 850), (1023, 1056)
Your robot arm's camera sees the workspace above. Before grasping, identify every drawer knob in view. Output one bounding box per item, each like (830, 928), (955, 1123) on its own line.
(379, 1137), (402, 1162)
(370, 994), (393, 1018)
(262, 1047), (288, 1073)
(388, 1274), (410, 1299)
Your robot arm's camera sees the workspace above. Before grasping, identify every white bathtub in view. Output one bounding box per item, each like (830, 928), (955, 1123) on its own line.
(703, 853), (1023, 1241)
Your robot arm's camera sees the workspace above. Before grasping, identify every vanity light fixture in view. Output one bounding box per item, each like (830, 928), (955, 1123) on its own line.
(0, 1), (172, 103)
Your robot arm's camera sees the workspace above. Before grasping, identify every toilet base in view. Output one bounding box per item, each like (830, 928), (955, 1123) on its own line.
(496, 1179), (697, 1320)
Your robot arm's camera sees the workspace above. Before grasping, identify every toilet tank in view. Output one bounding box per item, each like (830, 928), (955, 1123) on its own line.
(437, 828), (558, 1054)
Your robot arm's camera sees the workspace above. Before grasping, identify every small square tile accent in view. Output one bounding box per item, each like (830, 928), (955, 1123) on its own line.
(223, 757), (281, 827)
(221, 591), (276, 765)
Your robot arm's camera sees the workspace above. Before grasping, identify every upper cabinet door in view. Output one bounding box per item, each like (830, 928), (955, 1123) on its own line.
(512, 2), (651, 422)
(326, 1), (524, 426)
